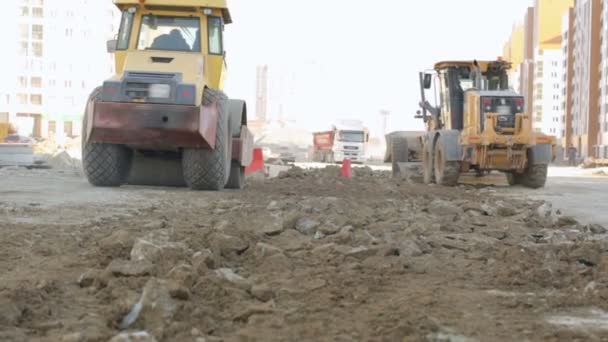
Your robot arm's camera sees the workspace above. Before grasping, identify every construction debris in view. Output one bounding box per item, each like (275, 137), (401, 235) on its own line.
(0, 167), (606, 341)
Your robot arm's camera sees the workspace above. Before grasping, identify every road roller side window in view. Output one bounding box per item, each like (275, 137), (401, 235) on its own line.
(208, 16), (223, 55)
(116, 9), (134, 50)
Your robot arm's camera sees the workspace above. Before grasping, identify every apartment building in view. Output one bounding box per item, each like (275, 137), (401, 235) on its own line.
(570, 0), (601, 158)
(562, 8), (575, 150)
(0, 0), (119, 139)
(598, 0), (608, 156)
(531, 0), (575, 138)
(503, 23), (525, 94)
(521, 7), (536, 119)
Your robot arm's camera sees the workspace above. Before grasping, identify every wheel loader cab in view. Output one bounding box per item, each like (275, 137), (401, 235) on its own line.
(423, 61), (517, 135)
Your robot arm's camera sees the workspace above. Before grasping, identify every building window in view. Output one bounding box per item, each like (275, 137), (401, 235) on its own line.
(32, 42), (43, 57)
(64, 80), (72, 88)
(18, 76), (28, 88)
(32, 7), (43, 17)
(31, 77), (42, 88)
(19, 24), (29, 40)
(17, 94), (28, 105)
(64, 121), (73, 137)
(20, 7), (29, 16)
(32, 24), (43, 40)
(19, 42), (28, 56)
(30, 94), (42, 105)
(48, 121), (56, 135)
(65, 28), (73, 37)
(49, 79), (56, 87)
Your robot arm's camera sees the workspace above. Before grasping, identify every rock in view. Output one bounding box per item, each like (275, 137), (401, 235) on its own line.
(483, 230), (508, 241)
(192, 249), (216, 272)
(262, 223), (284, 236)
(557, 216), (579, 227)
(107, 259), (154, 277)
(267, 201), (280, 211)
(130, 237), (186, 264)
(119, 278), (177, 337)
(345, 246), (379, 260)
(428, 199), (463, 217)
(233, 300), (276, 322)
(251, 284), (274, 302)
(398, 240), (424, 257)
(166, 265), (195, 300)
(99, 230), (134, 256)
(273, 230), (311, 252)
(429, 236), (470, 252)
(571, 246), (601, 267)
(109, 331), (158, 342)
(462, 203), (486, 215)
(169, 282), (191, 300)
(326, 226), (355, 245)
(377, 246), (400, 257)
(254, 242), (284, 259)
(480, 203), (498, 216)
(61, 333), (84, 342)
(215, 268), (252, 291)
(0, 296), (22, 325)
(143, 221), (166, 230)
(69, 314), (109, 341)
(78, 269), (100, 287)
(496, 203), (518, 217)
(211, 233), (249, 257)
(536, 202), (553, 218)
(313, 231), (325, 240)
(587, 224), (608, 235)
(256, 253), (293, 274)
(295, 217), (320, 236)
(318, 224), (341, 236)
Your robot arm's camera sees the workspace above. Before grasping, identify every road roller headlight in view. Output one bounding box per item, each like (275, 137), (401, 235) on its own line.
(149, 84), (171, 99)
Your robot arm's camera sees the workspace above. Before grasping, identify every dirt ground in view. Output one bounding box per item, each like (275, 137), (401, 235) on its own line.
(2, 166), (608, 341)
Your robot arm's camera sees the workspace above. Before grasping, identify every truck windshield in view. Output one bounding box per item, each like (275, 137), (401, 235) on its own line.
(137, 15), (201, 52)
(338, 131), (364, 143)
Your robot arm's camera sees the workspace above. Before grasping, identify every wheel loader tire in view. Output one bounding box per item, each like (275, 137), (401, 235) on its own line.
(422, 142), (434, 184)
(182, 88), (230, 191)
(391, 137), (409, 178)
(433, 136), (460, 186)
(226, 161), (245, 189)
(519, 164), (548, 189)
(82, 87), (133, 187)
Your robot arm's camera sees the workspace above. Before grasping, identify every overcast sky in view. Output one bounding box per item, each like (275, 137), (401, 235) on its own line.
(223, 0), (532, 136)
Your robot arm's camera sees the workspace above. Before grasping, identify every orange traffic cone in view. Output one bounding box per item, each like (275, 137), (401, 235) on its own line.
(341, 158), (353, 178)
(245, 148), (265, 176)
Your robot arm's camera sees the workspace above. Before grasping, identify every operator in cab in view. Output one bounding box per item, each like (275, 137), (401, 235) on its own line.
(151, 29), (190, 51)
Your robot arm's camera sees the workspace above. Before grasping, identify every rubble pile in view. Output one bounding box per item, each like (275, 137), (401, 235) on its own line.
(1, 168), (607, 341)
(33, 136), (82, 171)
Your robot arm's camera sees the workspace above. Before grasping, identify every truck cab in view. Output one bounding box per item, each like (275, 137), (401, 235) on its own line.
(312, 120), (369, 163)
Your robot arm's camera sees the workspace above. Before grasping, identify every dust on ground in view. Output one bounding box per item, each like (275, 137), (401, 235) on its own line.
(1, 166), (608, 341)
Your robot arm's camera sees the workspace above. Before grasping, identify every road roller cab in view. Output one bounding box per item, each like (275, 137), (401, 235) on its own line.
(82, 0), (253, 191)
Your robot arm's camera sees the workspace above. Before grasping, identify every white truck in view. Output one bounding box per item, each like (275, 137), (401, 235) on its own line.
(312, 120), (369, 163)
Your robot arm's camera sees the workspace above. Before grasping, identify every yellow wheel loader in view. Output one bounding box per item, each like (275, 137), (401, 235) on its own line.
(396, 60), (555, 188)
(82, 0), (253, 191)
